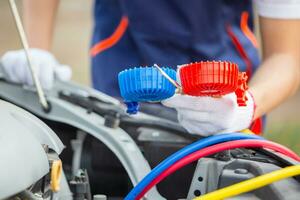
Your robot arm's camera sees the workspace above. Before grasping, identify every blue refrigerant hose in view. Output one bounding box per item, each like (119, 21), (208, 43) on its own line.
(125, 133), (264, 200)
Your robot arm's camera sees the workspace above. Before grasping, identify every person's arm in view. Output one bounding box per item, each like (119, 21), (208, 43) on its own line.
(0, 0), (71, 90)
(249, 18), (300, 119)
(163, 1), (300, 136)
(23, 0), (59, 50)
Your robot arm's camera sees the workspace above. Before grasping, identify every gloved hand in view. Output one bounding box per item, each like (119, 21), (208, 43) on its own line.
(1, 48), (72, 89)
(162, 92), (255, 136)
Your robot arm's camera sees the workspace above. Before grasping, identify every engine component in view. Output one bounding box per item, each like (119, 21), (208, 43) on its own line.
(0, 80), (165, 200)
(195, 165), (300, 200)
(50, 159), (63, 192)
(0, 100), (68, 199)
(188, 157), (300, 200)
(69, 169), (92, 200)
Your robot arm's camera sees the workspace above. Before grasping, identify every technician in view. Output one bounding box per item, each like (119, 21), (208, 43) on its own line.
(1, 0), (300, 136)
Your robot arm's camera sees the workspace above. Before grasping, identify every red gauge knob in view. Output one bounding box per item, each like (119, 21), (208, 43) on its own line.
(179, 61), (248, 106)
(235, 72), (248, 106)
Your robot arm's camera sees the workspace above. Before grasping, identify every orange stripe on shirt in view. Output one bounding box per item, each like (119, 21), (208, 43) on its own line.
(240, 11), (258, 48)
(90, 16), (129, 57)
(226, 25), (253, 78)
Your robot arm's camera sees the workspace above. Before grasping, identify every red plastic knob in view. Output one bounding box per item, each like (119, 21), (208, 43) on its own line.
(235, 72), (248, 106)
(179, 61), (248, 106)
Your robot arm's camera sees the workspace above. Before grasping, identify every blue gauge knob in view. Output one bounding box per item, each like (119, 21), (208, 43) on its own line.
(118, 66), (176, 114)
(124, 101), (139, 115)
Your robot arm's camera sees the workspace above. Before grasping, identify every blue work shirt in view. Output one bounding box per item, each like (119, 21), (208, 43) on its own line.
(91, 0), (260, 97)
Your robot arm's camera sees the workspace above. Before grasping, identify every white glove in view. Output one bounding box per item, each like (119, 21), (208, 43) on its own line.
(162, 92), (255, 136)
(1, 48), (72, 89)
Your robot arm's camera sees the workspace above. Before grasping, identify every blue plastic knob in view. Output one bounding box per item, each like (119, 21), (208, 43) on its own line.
(118, 66), (176, 114)
(124, 101), (139, 114)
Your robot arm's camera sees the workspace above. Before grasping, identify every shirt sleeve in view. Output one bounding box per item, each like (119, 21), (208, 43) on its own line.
(254, 0), (300, 19)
